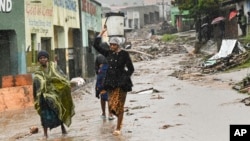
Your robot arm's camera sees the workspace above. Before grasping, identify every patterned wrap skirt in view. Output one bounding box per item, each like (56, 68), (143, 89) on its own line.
(108, 88), (127, 116)
(40, 94), (61, 129)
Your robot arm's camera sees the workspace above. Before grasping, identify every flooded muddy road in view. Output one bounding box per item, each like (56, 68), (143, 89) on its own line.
(1, 51), (250, 141)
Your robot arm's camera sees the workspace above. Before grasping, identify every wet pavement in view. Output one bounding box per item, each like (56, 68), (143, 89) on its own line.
(1, 51), (250, 141)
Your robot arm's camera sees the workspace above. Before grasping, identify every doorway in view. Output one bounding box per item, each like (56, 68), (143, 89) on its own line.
(0, 30), (17, 87)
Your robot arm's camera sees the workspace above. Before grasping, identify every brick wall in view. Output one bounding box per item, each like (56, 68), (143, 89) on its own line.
(0, 85), (33, 112)
(0, 74), (33, 112)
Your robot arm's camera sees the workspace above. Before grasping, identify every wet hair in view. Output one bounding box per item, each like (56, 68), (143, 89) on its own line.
(95, 54), (108, 74)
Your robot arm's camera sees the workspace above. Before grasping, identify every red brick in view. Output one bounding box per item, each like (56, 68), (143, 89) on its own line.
(2, 75), (14, 88)
(0, 85), (34, 112)
(15, 74), (33, 86)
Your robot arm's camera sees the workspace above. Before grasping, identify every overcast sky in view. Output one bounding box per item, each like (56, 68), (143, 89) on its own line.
(96, 0), (144, 7)
(96, 0), (171, 7)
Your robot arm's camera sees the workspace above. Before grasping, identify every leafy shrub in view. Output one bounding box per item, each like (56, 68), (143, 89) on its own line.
(161, 34), (178, 42)
(242, 35), (250, 45)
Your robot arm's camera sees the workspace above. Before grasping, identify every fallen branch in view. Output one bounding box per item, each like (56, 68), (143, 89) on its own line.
(135, 87), (154, 94)
(126, 49), (154, 58)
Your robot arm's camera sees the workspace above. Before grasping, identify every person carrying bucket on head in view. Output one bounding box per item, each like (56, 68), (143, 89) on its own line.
(92, 26), (134, 136)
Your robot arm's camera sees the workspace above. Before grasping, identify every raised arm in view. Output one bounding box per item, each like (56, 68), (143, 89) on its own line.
(93, 27), (109, 56)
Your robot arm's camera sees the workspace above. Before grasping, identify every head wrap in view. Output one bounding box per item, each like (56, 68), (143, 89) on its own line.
(37, 50), (49, 60)
(109, 37), (121, 46)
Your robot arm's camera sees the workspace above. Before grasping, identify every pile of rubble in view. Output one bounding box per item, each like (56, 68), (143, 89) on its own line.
(170, 39), (249, 78)
(157, 21), (178, 35)
(202, 52), (250, 74)
(127, 39), (189, 62)
(126, 24), (250, 92)
(126, 25), (195, 62)
(233, 74), (250, 93)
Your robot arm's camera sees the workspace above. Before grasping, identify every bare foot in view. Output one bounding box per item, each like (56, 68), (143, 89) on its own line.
(43, 128), (48, 139)
(41, 135), (48, 140)
(62, 130), (67, 135)
(61, 124), (67, 135)
(108, 115), (115, 120)
(112, 130), (121, 136)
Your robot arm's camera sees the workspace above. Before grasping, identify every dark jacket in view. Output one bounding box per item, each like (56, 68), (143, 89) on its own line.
(93, 37), (134, 92)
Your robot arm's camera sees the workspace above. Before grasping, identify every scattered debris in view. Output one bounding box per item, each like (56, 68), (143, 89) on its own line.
(132, 87), (161, 95)
(202, 39), (248, 73)
(140, 116), (151, 118)
(174, 103), (189, 106)
(70, 77), (85, 87)
(202, 52), (249, 74)
(150, 94), (164, 99)
(157, 21), (178, 35)
(29, 126), (38, 134)
(131, 106), (148, 110)
(232, 74), (250, 93)
(241, 97), (250, 106)
(124, 107), (129, 113)
(126, 130), (133, 133)
(11, 130), (34, 140)
(71, 77), (86, 92)
(126, 112), (134, 116)
(129, 100), (137, 102)
(159, 124), (183, 129)
(134, 87), (153, 94)
(127, 49), (154, 59)
(160, 124), (172, 129)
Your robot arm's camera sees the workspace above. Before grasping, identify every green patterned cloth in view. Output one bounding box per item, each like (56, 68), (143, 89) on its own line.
(33, 62), (75, 127)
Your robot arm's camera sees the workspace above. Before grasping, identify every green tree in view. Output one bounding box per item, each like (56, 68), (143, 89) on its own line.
(174, 0), (222, 19)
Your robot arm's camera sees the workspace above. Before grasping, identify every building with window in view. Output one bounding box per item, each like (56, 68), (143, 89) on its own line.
(0, 0), (115, 88)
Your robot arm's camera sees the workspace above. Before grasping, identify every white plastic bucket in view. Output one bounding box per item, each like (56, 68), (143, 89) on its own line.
(105, 12), (125, 37)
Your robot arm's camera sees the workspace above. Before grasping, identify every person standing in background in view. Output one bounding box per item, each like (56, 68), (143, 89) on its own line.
(247, 11), (250, 34)
(238, 9), (247, 36)
(195, 18), (202, 42)
(219, 20), (225, 39)
(95, 53), (114, 120)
